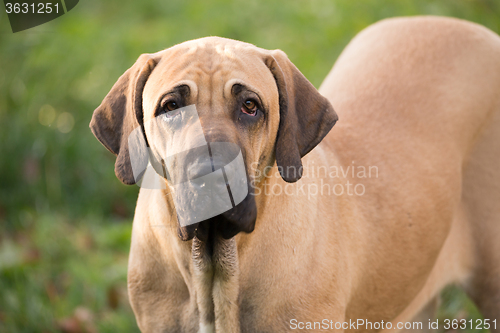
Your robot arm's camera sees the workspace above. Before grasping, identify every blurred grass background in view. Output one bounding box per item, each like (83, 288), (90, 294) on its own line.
(0, 0), (499, 332)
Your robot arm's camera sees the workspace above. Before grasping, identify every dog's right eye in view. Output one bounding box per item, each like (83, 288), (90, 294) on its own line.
(161, 100), (182, 119)
(164, 101), (179, 112)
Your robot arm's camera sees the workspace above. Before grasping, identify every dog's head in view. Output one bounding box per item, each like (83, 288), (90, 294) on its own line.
(90, 37), (337, 240)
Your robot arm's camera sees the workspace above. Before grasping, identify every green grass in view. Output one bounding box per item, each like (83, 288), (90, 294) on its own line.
(438, 286), (488, 333)
(1, 0), (499, 331)
(0, 213), (137, 332)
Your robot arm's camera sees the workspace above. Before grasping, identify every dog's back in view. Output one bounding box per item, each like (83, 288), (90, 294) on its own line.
(320, 16), (500, 328)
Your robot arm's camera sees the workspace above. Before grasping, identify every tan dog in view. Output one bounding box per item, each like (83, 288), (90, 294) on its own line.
(90, 16), (500, 332)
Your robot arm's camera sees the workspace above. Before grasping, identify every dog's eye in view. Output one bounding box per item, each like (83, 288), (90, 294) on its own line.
(241, 99), (258, 116)
(162, 100), (182, 118)
(164, 101), (179, 112)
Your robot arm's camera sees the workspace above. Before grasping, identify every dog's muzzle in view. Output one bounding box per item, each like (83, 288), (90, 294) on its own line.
(127, 105), (256, 240)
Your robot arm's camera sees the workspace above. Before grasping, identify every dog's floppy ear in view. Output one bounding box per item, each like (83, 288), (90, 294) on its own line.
(264, 50), (338, 183)
(90, 54), (159, 185)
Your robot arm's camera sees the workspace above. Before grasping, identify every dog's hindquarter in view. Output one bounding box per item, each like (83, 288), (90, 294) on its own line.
(461, 101), (500, 326)
(320, 16), (500, 327)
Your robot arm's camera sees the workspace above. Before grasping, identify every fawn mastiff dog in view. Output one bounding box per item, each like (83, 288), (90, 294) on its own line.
(90, 16), (500, 332)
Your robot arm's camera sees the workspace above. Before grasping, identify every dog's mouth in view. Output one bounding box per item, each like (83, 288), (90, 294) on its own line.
(177, 190), (257, 241)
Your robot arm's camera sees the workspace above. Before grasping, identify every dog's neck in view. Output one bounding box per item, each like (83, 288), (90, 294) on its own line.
(157, 163), (291, 332)
(158, 183), (242, 332)
(191, 234), (241, 333)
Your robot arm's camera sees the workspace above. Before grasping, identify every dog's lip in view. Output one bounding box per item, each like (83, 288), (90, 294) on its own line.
(194, 220), (211, 242)
(176, 218), (229, 242)
(177, 210), (254, 242)
(176, 187), (257, 242)
(176, 219), (214, 242)
(177, 222), (198, 241)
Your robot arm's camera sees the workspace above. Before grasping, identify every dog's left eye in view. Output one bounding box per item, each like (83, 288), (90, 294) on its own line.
(241, 99), (258, 116)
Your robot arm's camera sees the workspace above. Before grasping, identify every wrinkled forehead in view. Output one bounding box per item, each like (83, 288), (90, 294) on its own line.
(143, 38), (278, 114)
